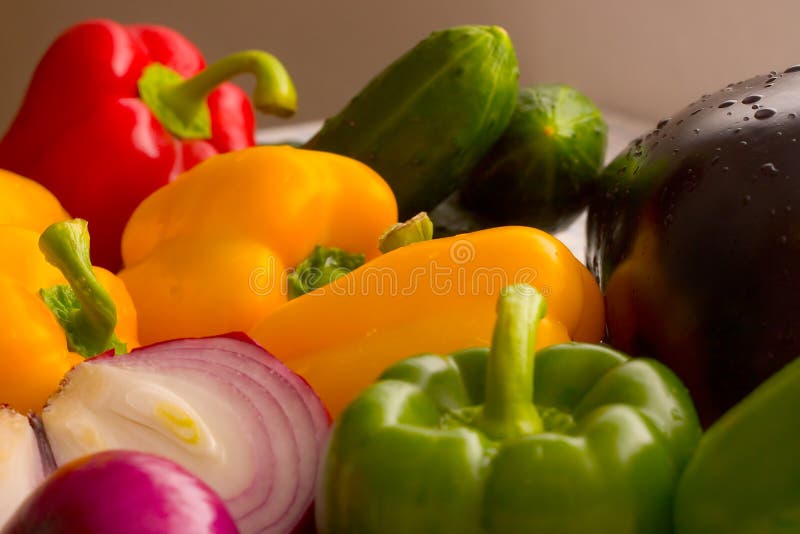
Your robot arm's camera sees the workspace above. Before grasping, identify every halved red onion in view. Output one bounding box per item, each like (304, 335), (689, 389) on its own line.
(42, 334), (330, 533)
(3, 450), (237, 534)
(0, 409), (45, 528)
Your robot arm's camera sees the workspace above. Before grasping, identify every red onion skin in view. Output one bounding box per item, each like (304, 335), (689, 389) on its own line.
(2, 450), (237, 534)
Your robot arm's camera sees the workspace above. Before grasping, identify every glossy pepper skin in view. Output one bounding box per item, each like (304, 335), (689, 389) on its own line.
(675, 356), (800, 533)
(0, 19), (296, 270)
(0, 176), (138, 412)
(119, 145), (398, 345)
(317, 285), (701, 534)
(251, 226), (604, 417)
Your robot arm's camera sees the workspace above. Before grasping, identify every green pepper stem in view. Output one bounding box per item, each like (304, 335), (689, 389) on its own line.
(477, 284), (546, 440)
(39, 219), (118, 356)
(378, 212), (434, 253)
(163, 50), (297, 120)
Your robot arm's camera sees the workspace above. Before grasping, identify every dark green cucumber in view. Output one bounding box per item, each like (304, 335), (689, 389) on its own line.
(305, 25), (519, 219)
(459, 84), (607, 231)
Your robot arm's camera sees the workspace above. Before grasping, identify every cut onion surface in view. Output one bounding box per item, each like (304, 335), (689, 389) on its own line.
(0, 409), (45, 528)
(42, 334), (330, 534)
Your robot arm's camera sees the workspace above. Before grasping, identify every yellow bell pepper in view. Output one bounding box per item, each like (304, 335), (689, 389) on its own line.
(119, 145), (398, 344)
(0, 170), (138, 413)
(250, 225), (604, 417)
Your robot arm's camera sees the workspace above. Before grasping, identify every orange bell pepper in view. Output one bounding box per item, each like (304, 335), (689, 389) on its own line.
(119, 145), (398, 344)
(250, 225), (604, 417)
(0, 170), (138, 413)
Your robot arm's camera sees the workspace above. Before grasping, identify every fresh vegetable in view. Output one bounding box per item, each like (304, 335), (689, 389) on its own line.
(0, 169), (69, 232)
(0, 219), (137, 413)
(119, 145), (397, 344)
(317, 285), (700, 533)
(2, 450), (237, 534)
(305, 25), (518, 219)
(42, 334), (330, 534)
(0, 19), (297, 270)
(674, 356), (800, 533)
(251, 224), (604, 417)
(459, 84), (607, 231)
(588, 67), (800, 425)
(0, 409), (45, 528)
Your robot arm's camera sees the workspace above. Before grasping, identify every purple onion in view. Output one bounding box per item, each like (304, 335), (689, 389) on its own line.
(0, 409), (45, 528)
(2, 450), (236, 533)
(41, 334), (330, 533)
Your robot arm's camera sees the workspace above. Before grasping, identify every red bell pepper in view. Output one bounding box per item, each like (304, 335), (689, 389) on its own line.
(0, 19), (296, 270)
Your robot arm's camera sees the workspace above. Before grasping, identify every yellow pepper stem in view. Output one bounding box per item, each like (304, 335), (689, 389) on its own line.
(378, 212), (434, 253)
(39, 219), (123, 357)
(476, 284), (546, 440)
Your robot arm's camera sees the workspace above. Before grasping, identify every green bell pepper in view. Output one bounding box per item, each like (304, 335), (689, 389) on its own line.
(675, 356), (800, 533)
(316, 284), (701, 533)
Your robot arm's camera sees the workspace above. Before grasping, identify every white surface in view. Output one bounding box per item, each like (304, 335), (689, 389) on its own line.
(256, 110), (651, 263)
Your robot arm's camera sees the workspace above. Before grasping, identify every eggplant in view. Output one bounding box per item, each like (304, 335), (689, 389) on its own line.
(588, 66), (800, 426)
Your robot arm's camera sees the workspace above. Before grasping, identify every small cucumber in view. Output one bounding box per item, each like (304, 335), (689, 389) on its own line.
(305, 25), (519, 219)
(459, 84), (607, 231)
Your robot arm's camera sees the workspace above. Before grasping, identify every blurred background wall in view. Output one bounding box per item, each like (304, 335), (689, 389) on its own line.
(3, 0), (800, 152)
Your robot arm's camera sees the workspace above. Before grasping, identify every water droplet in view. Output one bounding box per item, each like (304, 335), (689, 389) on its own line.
(785, 65), (800, 73)
(743, 194), (752, 205)
(694, 128), (701, 134)
(735, 127), (743, 133)
(762, 162), (780, 175)
(765, 84), (775, 88)
(656, 118), (670, 129)
(778, 131), (784, 136)
(744, 117), (751, 121)
(766, 77), (778, 84)
(787, 205), (793, 212)
(673, 148), (680, 155)
(691, 108), (703, 115)
(789, 113), (797, 119)
(740, 140), (749, 146)
(727, 111), (733, 116)
(742, 95), (762, 104)
(755, 108), (777, 119)
(752, 104), (760, 109)
(722, 166), (730, 172)
(711, 155), (721, 165)
(718, 99), (736, 108)
(771, 208), (778, 216)
(676, 119), (684, 125)
(715, 146), (722, 151)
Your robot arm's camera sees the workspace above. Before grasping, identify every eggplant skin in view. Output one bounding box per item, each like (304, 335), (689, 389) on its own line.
(588, 68), (800, 426)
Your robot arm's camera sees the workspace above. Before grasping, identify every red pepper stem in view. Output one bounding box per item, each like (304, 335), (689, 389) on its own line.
(477, 284), (546, 440)
(161, 50), (297, 123)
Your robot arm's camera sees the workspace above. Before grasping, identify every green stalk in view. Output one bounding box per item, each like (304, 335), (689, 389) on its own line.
(139, 50), (297, 140)
(378, 212), (434, 253)
(476, 284), (546, 440)
(39, 219), (123, 357)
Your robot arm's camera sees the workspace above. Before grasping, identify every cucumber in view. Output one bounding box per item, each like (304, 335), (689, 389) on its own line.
(305, 25), (519, 219)
(459, 84), (607, 231)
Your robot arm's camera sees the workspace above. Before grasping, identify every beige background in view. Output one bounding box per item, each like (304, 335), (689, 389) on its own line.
(2, 0), (800, 151)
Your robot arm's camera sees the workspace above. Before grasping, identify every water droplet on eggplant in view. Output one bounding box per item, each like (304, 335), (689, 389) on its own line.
(742, 95), (762, 104)
(755, 108), (777, 119)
